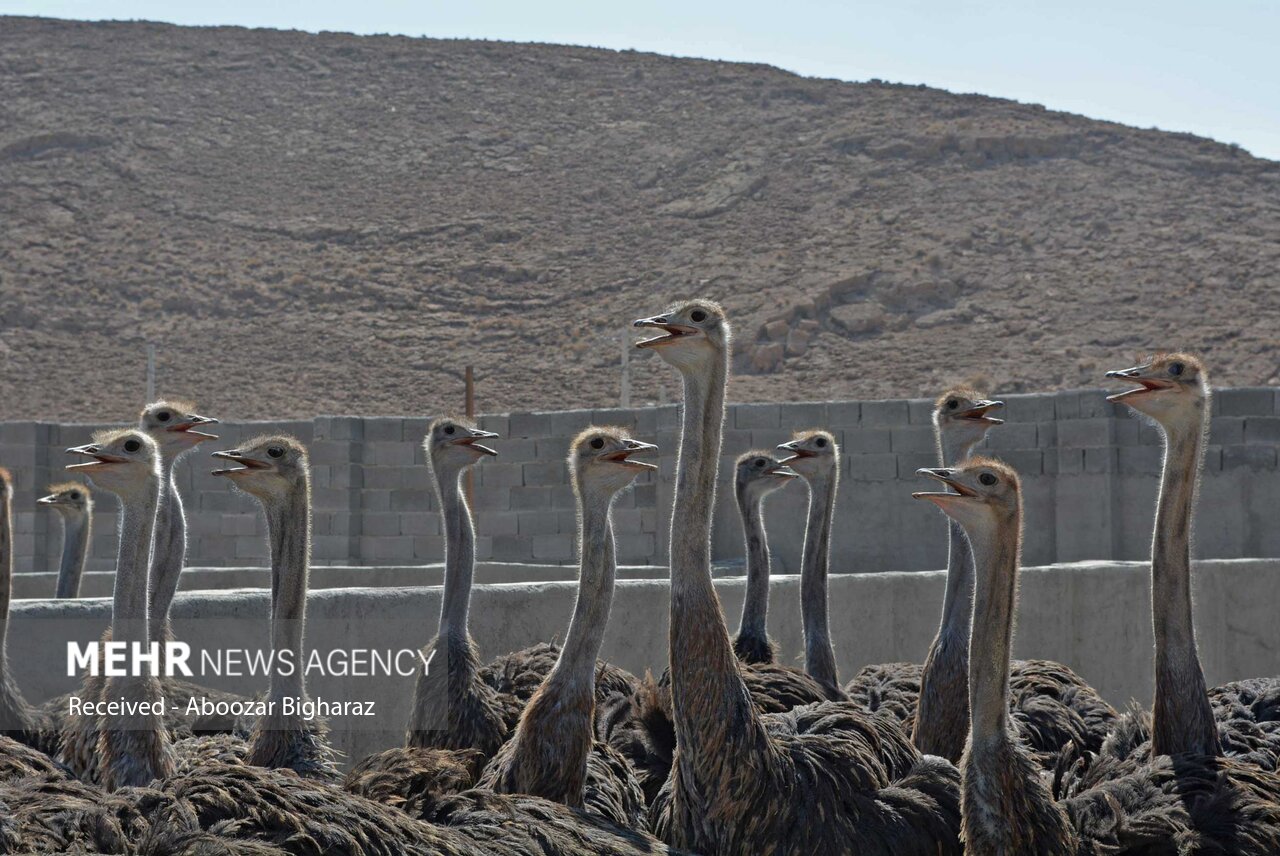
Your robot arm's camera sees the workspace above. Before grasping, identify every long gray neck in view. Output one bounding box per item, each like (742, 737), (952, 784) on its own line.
(263, 479), (310, 702)
(937, 431), (980, 649)
(148, 454), (187, 642)
(966, 519), (1019, 755)
(56, 510), (92, 599)
(545, 496), (616, 700)
(735, 485), (770, 648)
(1150, 414), (1219, 757)
(113, 478), (163, 649)
(434, 463), (474, 642)
(0, 488), (12, 683)
(800, 467), (839, 694)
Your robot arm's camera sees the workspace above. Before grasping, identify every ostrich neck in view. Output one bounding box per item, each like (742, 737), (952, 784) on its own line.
(1150, 417), (1219, 757)
(936, 432), (979, 643)
(668, 353), (766, 761)
(113, 478), (162, 649)
(0, 490), (13, 684)
(967, 520), (1019, 755)
(435, 466), (474, 642)
(735, 487), (770, 646)
(546, 500), (615, 692)
(148, 455), (187, 642)
(800, 469), (839, 693)
(264, 480), (310, 701)
(56, 512), (92, 599)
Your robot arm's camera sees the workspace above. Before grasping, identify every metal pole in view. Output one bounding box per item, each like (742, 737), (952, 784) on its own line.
(145, 344), (156, 403)
(464, 366), (475, 507)
(620, 327), (631, 409)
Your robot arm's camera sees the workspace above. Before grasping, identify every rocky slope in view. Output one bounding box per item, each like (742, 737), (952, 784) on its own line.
(2, 17), (1277, 421)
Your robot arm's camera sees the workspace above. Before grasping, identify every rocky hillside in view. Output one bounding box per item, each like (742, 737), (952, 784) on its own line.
(2, 17), (1277, 421)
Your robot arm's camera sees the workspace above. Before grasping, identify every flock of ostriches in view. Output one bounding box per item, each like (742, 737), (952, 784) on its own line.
(1, 300), (1278, 855)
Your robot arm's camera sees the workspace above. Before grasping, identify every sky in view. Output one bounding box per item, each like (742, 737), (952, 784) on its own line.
(3, 1), (1278, 161)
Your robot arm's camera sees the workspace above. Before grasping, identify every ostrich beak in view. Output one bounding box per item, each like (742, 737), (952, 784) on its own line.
(604, 439), (659, 470)
(453, 430), (499, 457)
(958, 400), (1005, 425)
(1105, 366), (1172, 403)
(633, 315), (698, 349)
(65, 444), (125, 471)
(210, 449), (269, 476)
(911, 467), (979, 507)
(775, 440), (814, 463)
(171, 413), (220, 440)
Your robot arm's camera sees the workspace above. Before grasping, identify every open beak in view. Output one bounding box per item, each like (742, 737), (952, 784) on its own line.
(37, 493), (59, 505)
(775, 440), (813, 463)
(766, 463), (799, 480)
(453, 429), (499, 457)
(633, 315), (699, 349)
(957, 400), (1004, 425)
(171, 413), (219, 441)
(65, 444), (125, 471)
(604, 439), (659, 471)
(1105, 366), (1171, 403)
(210, 449), (269, 476)
(911, 467), (978, 504)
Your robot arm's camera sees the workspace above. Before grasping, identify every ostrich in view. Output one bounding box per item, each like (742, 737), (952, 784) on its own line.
(847, 390), (1117, 765)
(915, 457), (1280, 855)
(0, 469), (58, 757)
(62, 429), (176, 790)
(479, 428), (654, 828)
(1100, 354), (1280, 770)
(37, 482), (93, 599)
(210, 435), (338, 778)
(636, 300), (961, 855)
(730, 451), (798, 665)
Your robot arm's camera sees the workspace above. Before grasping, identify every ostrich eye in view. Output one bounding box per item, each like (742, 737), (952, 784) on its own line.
(690, 309), (707, 323)
(123, 439), (141, 453)
(590, 437), (605, 450)
(267, 446), (284, 459)
(946, 399), (958, 410)
(157, 411), (170, 422)
(444, 425), (455, 436)
(755, 459), (766, 468)
(69, 491), (81, 500)
(1168, 362), (1184, 377)
(814, 437), (827, 448)
(979, 472), (997, 486)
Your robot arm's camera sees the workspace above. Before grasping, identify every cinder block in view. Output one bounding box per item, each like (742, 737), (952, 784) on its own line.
(1054, 391), (1081, 419)
(361, 513), (401, 537)
(312, 535), (349, 559)
(399, 513), (440, 536)
(842, 427), (892, 454)
(1000, 393), (1055, 423)
(1035, 422), (1058, 447)
(847, 453), (897, 481)
(518, 510), (561, 535)
(367, 536), (415, 562)
(828, 401), (860, 426)
(532, 534), (575, 561)
(1057, 448), (1084, 474)
(734, 403), (780, 430)
(1223, 445), (1277, 470)
(1218, 388), (1276, 417)
(1208, 418), (1245, 446)
(1078, 391), (1111, 418)
(860, 400), (909, 427)
(656, 406), (681, 431)
(1118, 446), (1162, 474)
(496, 438), (537, 460)
(632, 483), (657, 507)
(363, 418), (404, 443)
(891, 426), (936, 453)
(478, 513), (519, 537)
(522, 461), (564, 486)
(612, 508), (644, 533)
(413, 535), (446, 560)
(508, 411), (547, 439)
(0, 422), (39, 444)
(489, 535), (531, 562)
(309, 441), (352, 466)
(1244, 417), (1280, 445)
(472, 487), (511, 511)
(510, 486), (554, 510)
(362, 467), (404, 490)
(220, 514), (258, 536)
(362, 490), (392, 512)
(551, 409), (595, 439)
(367, 442), (416, 467)
(616, 533), (656, 561)
(897, 452), (939, 478)
(389, 489), (434, 513)
(534, 439), (570, 461)
(234, 536), (268, 559)
(986, 423), (1036, 450)
(480, 463), (525, 488)
(1059, 418), (1113, 448)
(906, 398), (933, 425)
(477, 415), (509, 438)
(1084, 447), (1116, 474)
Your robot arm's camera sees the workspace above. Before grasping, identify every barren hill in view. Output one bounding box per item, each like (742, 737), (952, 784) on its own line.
(2, 16), (1278, 421)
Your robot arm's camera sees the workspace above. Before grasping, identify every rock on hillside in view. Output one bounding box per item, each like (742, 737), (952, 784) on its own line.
(1, 17), (1277, 420)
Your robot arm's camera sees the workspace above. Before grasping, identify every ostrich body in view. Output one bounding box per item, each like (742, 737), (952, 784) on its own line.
(211, 435), (339, 778)
(479, 428), (654, 827)
(37, 482), (93, 599)
(0, 469), (58, 757)
(917, 457), (1280, 855)
(637, 300), (961, 856)
(731, 451), (797, 665)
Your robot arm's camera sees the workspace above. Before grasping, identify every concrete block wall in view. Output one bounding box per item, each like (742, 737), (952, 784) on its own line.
(3, 388), (1278, 576)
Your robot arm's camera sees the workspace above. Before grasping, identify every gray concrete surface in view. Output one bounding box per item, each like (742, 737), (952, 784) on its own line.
(3, 389), (1277, 575)
(8, 558), (1277, 768)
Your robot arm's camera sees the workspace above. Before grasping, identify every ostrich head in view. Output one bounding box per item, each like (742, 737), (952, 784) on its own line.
(425, 417), (499, 474)
(210, 435), (308, 504)
(913, 456), (1022, 538)
(139, 399), (219, 458)
(1105, 352), (1208, 430)
(37, 481), (93, 517)
(775, 429), (838, 482)
(569, 427), (658, 498)
(934, 387), (1004, 454)
(633, 299), (730, 373)
(735, 451), (798, 504)
(66, 429), (161, 499)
